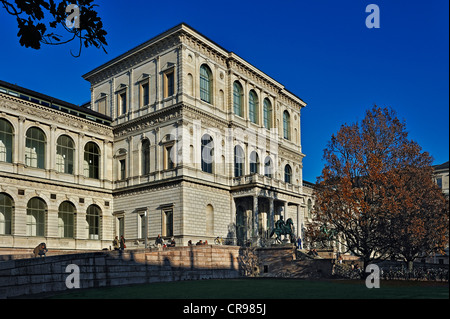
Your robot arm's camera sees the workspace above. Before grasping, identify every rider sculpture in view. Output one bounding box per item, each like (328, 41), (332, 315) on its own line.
(270, 216), (295, 244)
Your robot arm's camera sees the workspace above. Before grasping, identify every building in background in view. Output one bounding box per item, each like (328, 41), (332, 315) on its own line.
(433, 161), (449, 197)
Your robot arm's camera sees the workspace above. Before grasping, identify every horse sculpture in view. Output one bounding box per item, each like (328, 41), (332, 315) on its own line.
(270, 217), (295, 244)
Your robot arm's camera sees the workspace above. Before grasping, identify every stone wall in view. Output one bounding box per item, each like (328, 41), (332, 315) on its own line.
(0, 244), (336, 299)
(0, 245), (241, 299)
(256, 245), (334, 279)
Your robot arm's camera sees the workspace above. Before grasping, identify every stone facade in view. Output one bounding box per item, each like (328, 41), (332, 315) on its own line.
(0, 23), (314, 251)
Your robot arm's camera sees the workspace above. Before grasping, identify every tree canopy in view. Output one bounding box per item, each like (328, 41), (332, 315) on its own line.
(1, 0), (107, 57)
(307, 105), (449, 269)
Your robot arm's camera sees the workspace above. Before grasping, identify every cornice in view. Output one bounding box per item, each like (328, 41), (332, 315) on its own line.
(113, 103), (183, 138)
(0, 93), (113, 138)
(84, 34), (182, 86)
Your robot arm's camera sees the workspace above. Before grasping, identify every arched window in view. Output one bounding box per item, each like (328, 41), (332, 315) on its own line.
(284, 164), (292, 184)
(0, 119), (13, 163)
(142, 139), (150, 175)
(264, 156), (273, 178)
(58, 201), (75, 238)
(200, 64), (212, 103)
(26, 197), (46, 237)
(249, 90), (258, 124)
(0, 193), (13, 235)
(263, 99), (272, 129)
(56, 135), (75, 174)
(249, 151), (259, 174)
(201, 134), (214, 174)
(234, 145), (244, 177)
(283, 111), (290, 140)
(25, 127), (46, 169)
(86, 205), (101, 240)
(84, 142), (100, 179)
(233, 81), (243, 117)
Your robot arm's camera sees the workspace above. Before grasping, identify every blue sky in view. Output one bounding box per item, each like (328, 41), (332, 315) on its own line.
(0, 0), (448, 182)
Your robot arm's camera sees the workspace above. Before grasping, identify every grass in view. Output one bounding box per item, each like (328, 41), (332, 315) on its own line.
(47, 278), (449, 299)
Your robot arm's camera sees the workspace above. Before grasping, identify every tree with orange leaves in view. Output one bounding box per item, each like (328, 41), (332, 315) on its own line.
(307, 105), (449, 271)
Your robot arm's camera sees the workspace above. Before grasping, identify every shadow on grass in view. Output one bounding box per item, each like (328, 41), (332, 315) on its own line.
(47, 278), (449, 299)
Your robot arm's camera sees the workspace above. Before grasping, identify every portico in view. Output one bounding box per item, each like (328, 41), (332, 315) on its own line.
(231, 181), (305, 246)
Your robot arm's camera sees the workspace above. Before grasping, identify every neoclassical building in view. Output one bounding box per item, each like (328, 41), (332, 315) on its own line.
(0, 23), (314, 251)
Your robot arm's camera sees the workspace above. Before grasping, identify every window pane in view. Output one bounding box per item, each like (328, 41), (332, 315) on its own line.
(56, 135), (74, 174)
(120, 93), (127, 115)
(27, 198), (46, 237)
(84, 142), (100, 179)
(264, 157), (273, 178)
(25, 127), (46, 169)
(249, 91), (258, 124)
(0, 119), (13, 163)
(86, 205), (101, 240)
(285, 165), (292, 183)
(141, 82), (149, 107)
(0, 193), (13, 235)
(234, 146), (244, 177)
(283, 111), (290, 140)
(233, 82), (242, 117)
(58, 201), (75, 238)
(98, 98), (106, 114)
(165, 145), (174, 169)
(263, 99), (272, 129)
(165, 210), (173, 237)
(201, 134), (213, 173)
(142, 139), (150, 175)
(200, 65), (212, 103)
(165, 71), (174, 97)
(120, 159), (126, 179)
(250, 151), (259, 174)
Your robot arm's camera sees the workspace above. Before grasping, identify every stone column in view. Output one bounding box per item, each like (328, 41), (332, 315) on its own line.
(49, 124), (57, 172)
(76, 133), (85, 181)
(231, 197), (236, 245)
(155, 127), (160, 176)
(128, 69), (133, 118)
(16, 116), (25, 165)
(296, 204), (301, 243)
(253, 195), (259, 239)
(269, 197), (274, 230)
(283, 201), (288, 220)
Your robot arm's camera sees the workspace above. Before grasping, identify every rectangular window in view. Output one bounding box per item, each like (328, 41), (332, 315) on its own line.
(97, 97), (107, 114)
(164, 70), (175, 98)
(436, 177), (443, 189)
(119, 159), (126, 180)
(164, 144), (175, 170)
(139, 212), (146, 239)
(117, 91), (127, 116)
(118, 216), (124, 238)
(163, 209), (173, 237)
(140, 81), (150, 107)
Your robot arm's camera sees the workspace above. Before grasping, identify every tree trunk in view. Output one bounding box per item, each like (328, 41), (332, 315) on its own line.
(407, 260), (414, 272)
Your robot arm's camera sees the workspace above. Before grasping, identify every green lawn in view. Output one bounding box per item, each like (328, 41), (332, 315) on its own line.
(48, 278), (448, 299)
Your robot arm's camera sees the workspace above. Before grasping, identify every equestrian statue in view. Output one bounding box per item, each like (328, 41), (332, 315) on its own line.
(270, 216), (295, 244)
